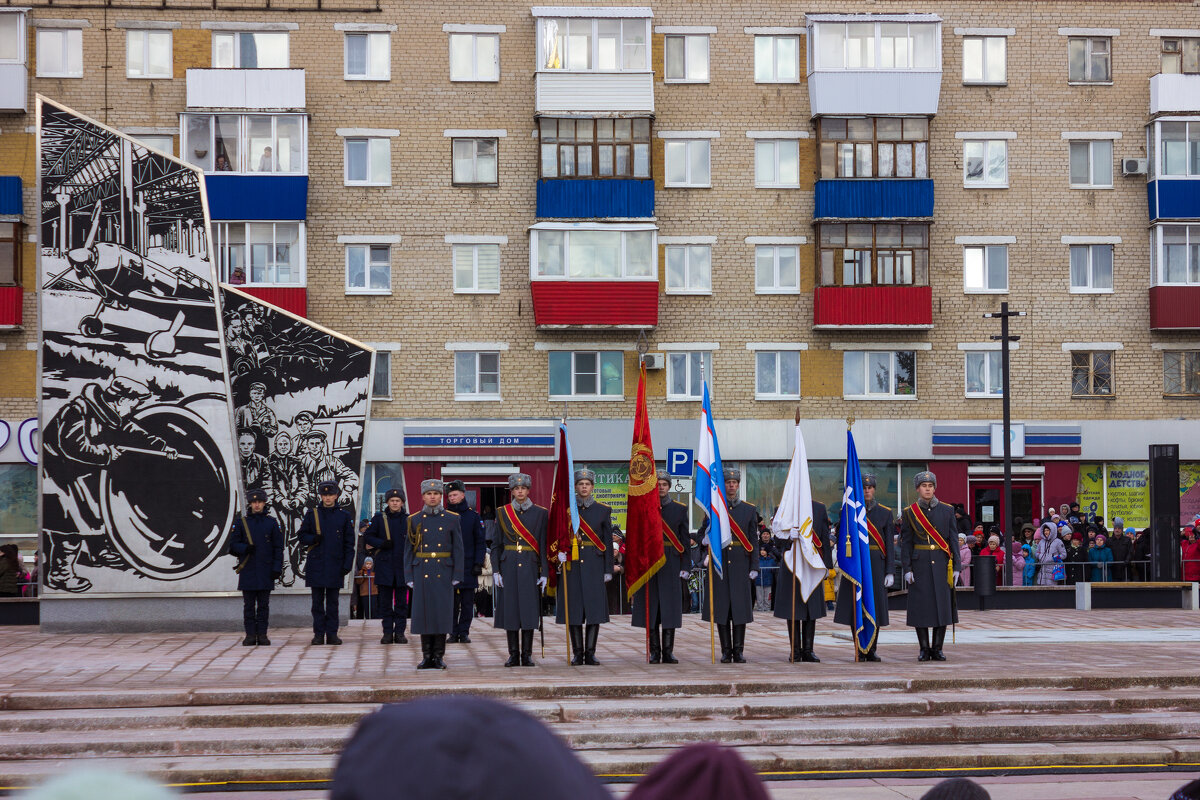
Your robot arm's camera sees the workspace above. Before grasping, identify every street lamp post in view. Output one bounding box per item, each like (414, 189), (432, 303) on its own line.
(984, 302), (1025, 588)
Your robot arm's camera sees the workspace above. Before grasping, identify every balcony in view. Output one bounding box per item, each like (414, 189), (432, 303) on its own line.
(0, 286), (21, 327)
(808, 71), (941, 117)
(0, 63), (26, 112)
(204, 175), (307, 220)
(1150, 73), (1200, 115)
(1148, 180), (1200, 221)
(537, 179), (654, 218)
(814, 179), (934, 220)
(236, 286), (307, 318)
(186, 69), (305, 110)
(1150, 285), (1200, 330)
(535, 72), (654, 114)
(813, 285), (932, 328)
(530, 280), (657, 329)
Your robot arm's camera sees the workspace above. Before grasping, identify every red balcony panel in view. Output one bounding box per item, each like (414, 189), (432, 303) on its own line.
(238, 286), (307, 318)
(531, 280), (658, 329)
(0, 286), (21, 327)
(813, 285), (933, 328)
(1149, 285), (1200, 330)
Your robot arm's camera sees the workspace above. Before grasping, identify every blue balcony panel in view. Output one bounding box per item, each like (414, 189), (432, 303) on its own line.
(814, 179), (934, 220)
(537, 179), (654, 219)
(1148, 180), (1200, 222)
(205, 175), (308, 221)
(0, 176), (22, 215)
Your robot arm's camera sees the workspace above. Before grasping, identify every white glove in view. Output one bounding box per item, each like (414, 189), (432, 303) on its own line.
(748, 570), (759, 580)
(452, 580), (460, 586)
(703, 555), (710, 567)
(557, 551), (567, 563)
(537, 577), (547, 590)
(904, 572), (914, 585)
(603, 573), (612, 583)
(493, 573), (503, 589)
(884, 574), (895, 588)
(679, 570), (690, 579)
(953, 571), (961, 584)
(407, 581), (414, 588)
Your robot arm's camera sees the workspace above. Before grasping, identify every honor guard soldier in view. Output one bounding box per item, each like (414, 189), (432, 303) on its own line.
(404, 480), (464, 669)
(901, 471), (961, 661)
(445, 480), (487, 643)
(228, 488), (284, 646)
(773, 498), (832, 663)
(697, 469), (760, 663)
(364, 488), (410, 644)
(493, 473), (549, 667)
(834, 473), (897, 661)
(631, 470), (691, 664)
(299, 480), (356, 645)
(557, 468), (614, 666)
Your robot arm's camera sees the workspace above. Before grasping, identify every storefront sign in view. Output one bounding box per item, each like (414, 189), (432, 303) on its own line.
(590, 464), (629, 530)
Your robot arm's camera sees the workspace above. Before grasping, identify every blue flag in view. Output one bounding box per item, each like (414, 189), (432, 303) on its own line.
(837, 429), (878, 656)
(695, 380), (731, 577)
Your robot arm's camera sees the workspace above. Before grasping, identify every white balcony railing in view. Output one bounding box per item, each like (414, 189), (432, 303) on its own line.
(808, 70), (941, 117)
(186, 68), (305, 110)
(535, 72), (654, 114)
(1151, 73), (1200, 115)
(0, 63), (27, 112)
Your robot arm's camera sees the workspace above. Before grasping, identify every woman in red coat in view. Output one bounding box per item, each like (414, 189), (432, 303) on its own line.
(1182, 526), (1200, 583)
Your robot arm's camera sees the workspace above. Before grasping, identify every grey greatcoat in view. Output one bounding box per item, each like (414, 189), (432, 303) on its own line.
(631, 495), (690, 630)
(491, 500), (549, 631)
(403, 506), (464, 635)
(900, 498), (960, 628)
(556, 498), (614, 625)
(774, 501), (833, 622)
(835, 501), (897, 628)
(697, 500), (761, 625)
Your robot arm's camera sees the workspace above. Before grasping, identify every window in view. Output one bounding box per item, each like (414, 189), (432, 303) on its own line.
(818, 223), (929, 287)
(664, 244), (712, 294)
(212, 31), (288, 68)
(664, 34), (708, 82)
(755, 351), (801, 399)
(539, 118), (651, 179)
(0, 222), (23, 286)
(818, 117), (929, 179)
(372, 352), (392, 399)
(539, 17), (648, 72)
(1072, 351), (1113, 397)
(1069, 140), (1113, 188)
(533, 228), (655, 279)
(754, 139), (800, 187)
(1161, 37), (1200, 74)
(134, 134), (173, 155)
(453, 243), (500, 293)
(812, 21), (938, 71)
(346, 244), (390, 294)
(754, 245), (800, 293)
(1068, 36), (1110, 82)
(963, 35), (1006, 84)
(1157, 121), (1200, 177)
(345, 32), (389, 80)
(1164, 351), (1200, 396)
(182, 114), (306, 174)
(449, 32), (498, 81)
(548, 351), (624, 399)
(455, 351), (500, 399)
(1155, 225), (1200, 285)
(36, 29), (82, 77)
(344, 138), (391, 186)
(843, 350), (916, 398)
(215, 222), (304, 286)
(754, 35), (799, 82)
(666, 352), (712, 400)
(0, 14), (25, 64)
(452, 138), (498, 185)
(963, 140), (1007, 187)
(1069, 244), (1113, 293)
(126, 30), (171, 78)
(964, 350), (1003, 397)
(664, 139), (710, 187)
(963, 245), (1008, 292)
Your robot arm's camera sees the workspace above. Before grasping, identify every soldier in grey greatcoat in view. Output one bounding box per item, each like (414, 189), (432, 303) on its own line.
(404, 480), (464, 670)
(834, 473), (898, 662)
(631, 470), (691, 664)
(773, 500), (832, 663)
(900, 471), (961, 662)
(492, 473), (549, 667)
(696, 470), (760, 663)
(556, 468), (613, 666)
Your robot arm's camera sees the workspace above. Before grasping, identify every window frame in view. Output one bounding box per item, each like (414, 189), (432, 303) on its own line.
(1068, 243), (1114, 294)
(181, 113), (307, 175)
(1153, 120), (1200, 179)
(754, 244), (801, 294)
(0, 221), (24, 287)
(963, 349), (1003, 398)
(842, 349), (918, 400)
(530, 227), (657, 281)
(454, 351), (502, 401)
(449, 31), (499, 81)
(343, 137), (392, 187)
(344, 242), (392, 295)
(664, 33), (709, 83)
(372, 351), (392, 400)
(538, 117), (652, 180)
(547, 350), (625, 401)
(962, 35), (1006, 85)
(963, 139), (1008, 188)
(214, 220), (306, 288)
(754, 35), (800, 83)
(665, 351), (713, 401)
(36, 28), (83, 78)
(344, 31), (390, 81)
(1153, 224), (1200, 285)
(663, 138), (711, 188)
(452, 242), (501, 294)
(1071, 350), (1114, 398)
(125, 29), (172, 79)
(1164, 350), (1200, 397)
(1068, 139), (1114, 189)
(1160, 36), (1200, 75)
(537, 16), (650, 74)
(811, 20), (942, 72)
(664, 243), (713, 295)
(1067, 35), (1111, 83)
(754, 138), (801, 188)
(817, 117), (929, 180)
(817, 222), (930, 287)
(754, 350), (802, 400)
(962, 244), (1009, 294)
(133, 133), (174, 155)
(211, 30), (289, 69)
(451, 137), (499, 186)
(0, 13), (27, 66)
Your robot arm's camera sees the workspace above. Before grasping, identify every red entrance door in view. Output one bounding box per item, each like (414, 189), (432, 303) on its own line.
(969, 480), (1042, 535)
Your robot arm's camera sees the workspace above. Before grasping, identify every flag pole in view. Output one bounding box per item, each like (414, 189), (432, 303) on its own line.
(562, 562), (571, 666)
(707, 555), (715, 664)
(790, 408), (800, 664)
(848, 414), (860, 664)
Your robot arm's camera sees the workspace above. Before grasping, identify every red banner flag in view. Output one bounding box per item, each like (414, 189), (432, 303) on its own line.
(546, 424), (574, 589)
(625, 362), (665, 600)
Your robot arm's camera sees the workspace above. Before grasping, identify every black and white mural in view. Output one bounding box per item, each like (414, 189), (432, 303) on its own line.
(38, 98), (239, 594)
(221, 286), (372, 587)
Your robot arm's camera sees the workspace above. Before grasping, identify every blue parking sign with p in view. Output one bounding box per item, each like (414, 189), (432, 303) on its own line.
(667, 448), (694, 476)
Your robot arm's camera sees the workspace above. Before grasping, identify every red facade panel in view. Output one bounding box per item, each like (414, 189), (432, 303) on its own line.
(1149, 285), (1200, 330)
(0, 286), (21, 326)
(530, 280), (658, 328)
(813, 286), (933, 327)
(238, 286), (308, 318)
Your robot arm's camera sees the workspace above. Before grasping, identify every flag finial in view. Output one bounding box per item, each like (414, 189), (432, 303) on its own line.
(794, 407), (801, 425)
(846, 414), (855, 430)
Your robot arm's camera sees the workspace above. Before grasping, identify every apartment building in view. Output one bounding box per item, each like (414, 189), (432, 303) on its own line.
(2, 1), (1200, 548)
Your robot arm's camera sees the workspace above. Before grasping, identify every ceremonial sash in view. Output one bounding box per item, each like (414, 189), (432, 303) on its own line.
(865, 518), (886, 552)
(235, 517), (254, 574)
(906, 503), (954, 587)
(579, 517), (606, 551)
(729, 515), (754, 553)
(500, 504), (540, 555)
(661, 517), (686, 554)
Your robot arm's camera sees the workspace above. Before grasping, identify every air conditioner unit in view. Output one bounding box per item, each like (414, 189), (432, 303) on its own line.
(1122, 157), (1148, 176)
(642, 352), (665, 370)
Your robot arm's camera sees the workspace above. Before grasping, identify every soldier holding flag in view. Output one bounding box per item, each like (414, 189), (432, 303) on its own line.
(901, 471), (961, 661)
(835, 473), (896, 662)
(492, 473), (548, 667)
(697, 469), (760, 664)
(631, 470), (690, 664)
(556, 468), (614, 665)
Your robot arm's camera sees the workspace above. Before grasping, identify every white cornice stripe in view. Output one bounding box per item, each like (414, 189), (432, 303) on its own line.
(113, 21), (181, 29)
(807, 13), (941, 23)
(1150, 29), (1200, 38)
(657, 342), (719, 351)
(1060, 131), (1123, 140)
(746, 342), (809, 351)
(655, 25), (716, 34)
(203, 21), (297, 31)
(657, 130), (720, 139)
(445, 342), (510, 351)
(123, 126), (177, 135)
(746, 130), (810, 139)
(745, 236), (807, 245)
(958, 342), (1020, 351)
(445, 235), (509, 245)
(659, 235), (717, 244)
(831, 342), (933, 351)
(955, 131), (1017, 140)
(743, 26), (805, 35)
(954, 27), (1015, 36)
(531, 6), (653, 18)
(362, 341), (402, 350)
(955, 235), (1017, 245)
(335, 22), (397, 32)
(1152, 342), (1200, 350)
(338, 234), (401, 244)
(1061, 235), (1122, 245)
(443, 23), (506, 33)
(443, 129), (508, 138)
(336, 128), (400, 138)
(30, 18), (90, 28)
(1061, 342), (1124, 351)
(534, 342), (638, 351)
(1057, 27), (1120, 37)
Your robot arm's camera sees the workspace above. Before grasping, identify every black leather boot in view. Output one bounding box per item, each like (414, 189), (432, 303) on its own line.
(569, 625), (585, 666)
(732, 624), (747, 663)
(863, 642), (881, 662)
(717, 622), (733, 663)
(504, 630), (520, 667)
(648, 625), (662, 664)
(661, 628), (679, 664)
(520, 629), (535, 666)
(787, 620), (801, 662)
(584, 624), (601, 665)
(800, 619), (820, 663)
(242, 633), (256, 646)
(311, 632), (325, 646)
(931, 626), (947, 661)
(417, 635), (434, 669)
(433, 634), (447, 669)
(916, 627), (932, 662)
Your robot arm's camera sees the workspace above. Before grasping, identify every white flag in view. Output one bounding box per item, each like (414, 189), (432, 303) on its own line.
(771, 423), (828, 602)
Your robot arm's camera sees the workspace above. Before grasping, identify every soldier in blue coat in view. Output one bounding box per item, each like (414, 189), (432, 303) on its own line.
(228, 488), (284, 646)
(299, 480), (356, 645)
(445, 480), (487, 643)
(363, 488), (409, 644)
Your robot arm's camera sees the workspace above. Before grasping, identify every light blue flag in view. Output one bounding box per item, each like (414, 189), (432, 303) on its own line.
(695, 380), (731, 577)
